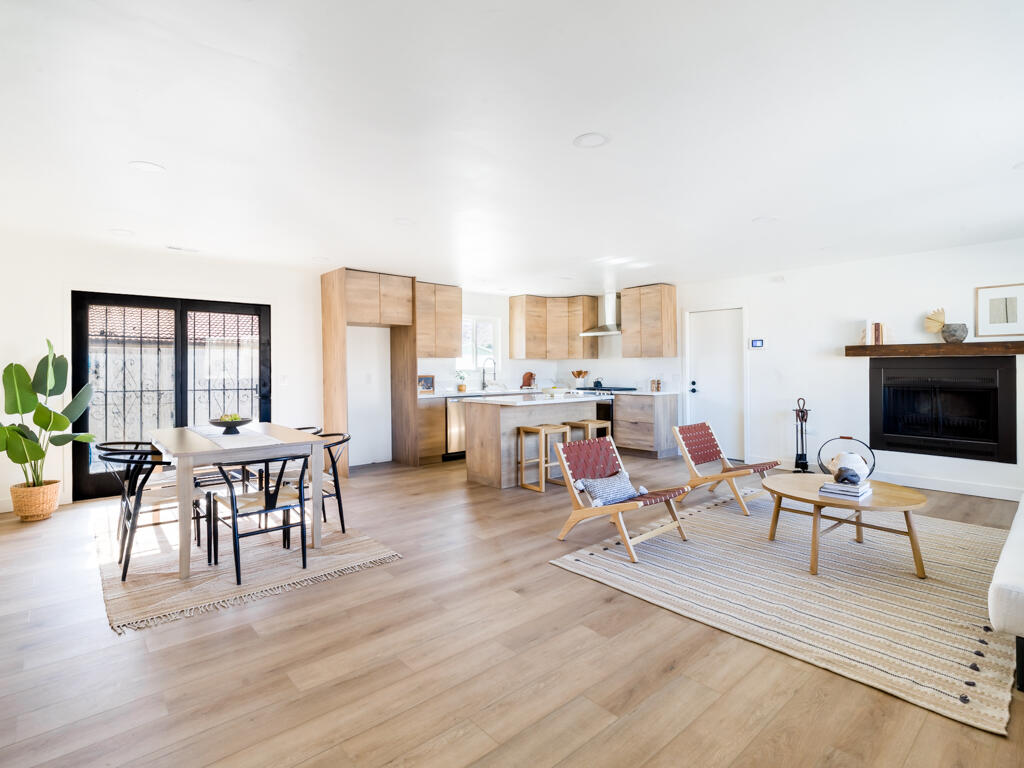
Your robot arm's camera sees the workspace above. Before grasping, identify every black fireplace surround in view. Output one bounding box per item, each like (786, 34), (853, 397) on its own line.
(869, 356), (1016, 463)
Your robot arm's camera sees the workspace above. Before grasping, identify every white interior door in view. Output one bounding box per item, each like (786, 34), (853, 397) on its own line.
(686, 308), (744, 460)
(346, 326), (392, 466)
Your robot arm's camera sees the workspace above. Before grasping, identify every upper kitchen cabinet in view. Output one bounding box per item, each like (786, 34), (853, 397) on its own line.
(344, 269), (413, 326)
(416, 281), (462, 358)
(567, 295), (598, 359)
(380, 273), (414, 325)
(545, 297), (569, 359)
(434, 284), (462, 358)
(621, 283), (677, 358)
(509, 295), (548, 359)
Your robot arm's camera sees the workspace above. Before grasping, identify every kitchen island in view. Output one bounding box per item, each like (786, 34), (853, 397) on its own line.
(465, 394), (613, 489)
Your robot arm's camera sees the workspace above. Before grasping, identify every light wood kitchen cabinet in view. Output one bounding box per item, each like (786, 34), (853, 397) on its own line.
(415, 281), (463, 358)
(621, 283), (677, 358)
(621, 287), (642, 357)
(417, 398), (446, 462)
(509, 295), (548, 359)
(415, 282), (436, 357)
(612, 393), (679, 458)
(345, 269), (381, 325)
(434, 284), (462, 358)
(380, 274), (413, 325)
(567, 295), (598, 359)
(344, 269), (414, 326)
(545, 297), (570, 359)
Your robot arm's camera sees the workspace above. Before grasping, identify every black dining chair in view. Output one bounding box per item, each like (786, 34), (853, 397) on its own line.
(212, 454), (310, 585)
(282, 433), (351, 533)
(96, 443), (210, 581)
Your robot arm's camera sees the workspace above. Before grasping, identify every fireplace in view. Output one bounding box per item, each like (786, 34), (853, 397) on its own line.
(869, 356), (1016, 463)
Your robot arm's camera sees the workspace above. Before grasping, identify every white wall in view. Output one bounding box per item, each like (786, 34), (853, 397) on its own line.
(673, 238), (1024, 500)
(345, 326), (392, 466)
(0, 231), (322, 511)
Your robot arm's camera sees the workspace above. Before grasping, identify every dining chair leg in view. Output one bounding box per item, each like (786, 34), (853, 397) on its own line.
(283, 507), (291, 549)
(212, 496), (220, 565)
(194, 500), (202, 547)
(206, 492), (214, 565)
(336, 489), (346, 534)
(231, 507), (242, 585)
(321, 496), (327, 524)
(300, 505), (308, 569)
(120, 497), (144, 582)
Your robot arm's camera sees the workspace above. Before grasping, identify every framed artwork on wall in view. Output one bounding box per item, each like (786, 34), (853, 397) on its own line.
(975, 283), (1024, 337)
(417, 374), (435, 394)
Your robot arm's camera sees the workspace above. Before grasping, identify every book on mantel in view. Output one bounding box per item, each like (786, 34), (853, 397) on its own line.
(819, 480), (872, 498)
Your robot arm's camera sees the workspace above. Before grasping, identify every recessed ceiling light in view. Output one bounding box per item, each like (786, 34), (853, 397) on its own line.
(573, 132), (610, 149)
(128, 160), (166, 173)
(751, 216), (780, 224)
(394, 217), (415, 227)
(109, 228), (134, 237)
(166, 245), (199, 253)
(312, 256), (329, 264)
(1013, 161), (1024, 171)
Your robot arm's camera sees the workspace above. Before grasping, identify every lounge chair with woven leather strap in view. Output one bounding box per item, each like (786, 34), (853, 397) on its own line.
(553, 436), (691, 562)
(673, 422), (779, 515)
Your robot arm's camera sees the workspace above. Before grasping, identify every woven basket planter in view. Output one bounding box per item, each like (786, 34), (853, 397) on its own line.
(10, 480), (61, 521)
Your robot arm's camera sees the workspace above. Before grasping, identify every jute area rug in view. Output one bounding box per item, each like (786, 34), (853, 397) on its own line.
(93, 500), (400, 634)
(551, 490), (1014, 734)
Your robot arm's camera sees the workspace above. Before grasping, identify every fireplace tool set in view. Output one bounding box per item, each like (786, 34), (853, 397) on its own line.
(793, 397), (810, 472)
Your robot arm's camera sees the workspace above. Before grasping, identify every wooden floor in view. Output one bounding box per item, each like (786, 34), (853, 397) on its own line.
(0, 456), (1021, 767)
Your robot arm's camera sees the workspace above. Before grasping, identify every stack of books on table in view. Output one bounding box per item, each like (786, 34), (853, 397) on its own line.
(819, 480), (871, 499)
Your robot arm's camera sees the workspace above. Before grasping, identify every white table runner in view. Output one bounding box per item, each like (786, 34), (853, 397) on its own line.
(188, 425), (283, 449)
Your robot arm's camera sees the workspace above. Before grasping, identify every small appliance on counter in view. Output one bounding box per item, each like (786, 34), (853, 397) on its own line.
(520, 371), (536, 389)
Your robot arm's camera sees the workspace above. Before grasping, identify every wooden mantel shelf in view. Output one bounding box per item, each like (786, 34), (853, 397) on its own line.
(845, 341), (1024, 357)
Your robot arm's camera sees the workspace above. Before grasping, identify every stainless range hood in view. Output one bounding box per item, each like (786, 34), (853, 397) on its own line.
(580, 292), (621, 336)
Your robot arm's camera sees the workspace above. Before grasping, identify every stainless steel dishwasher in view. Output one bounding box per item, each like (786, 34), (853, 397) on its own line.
(445, 396), (467, 455)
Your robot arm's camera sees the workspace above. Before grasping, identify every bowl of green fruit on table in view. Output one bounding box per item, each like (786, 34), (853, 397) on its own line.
(209, 414), (252, 435)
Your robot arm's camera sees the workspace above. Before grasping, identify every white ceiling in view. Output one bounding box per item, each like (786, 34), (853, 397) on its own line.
(1, 0), (1022, 294)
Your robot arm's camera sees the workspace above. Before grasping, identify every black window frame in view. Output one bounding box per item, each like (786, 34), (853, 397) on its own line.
(70, 290), (271, 500)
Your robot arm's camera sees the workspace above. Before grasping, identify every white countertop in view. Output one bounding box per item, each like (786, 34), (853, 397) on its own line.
(418, 389), (539, 400)
(471, 393), (614, 407)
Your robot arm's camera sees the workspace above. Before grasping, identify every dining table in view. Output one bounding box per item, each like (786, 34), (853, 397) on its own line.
(149, 422), (326, 579)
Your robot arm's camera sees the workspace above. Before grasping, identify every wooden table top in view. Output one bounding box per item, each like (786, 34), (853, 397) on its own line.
(762, 473), (927, 512)
(150, 423), (324, 458)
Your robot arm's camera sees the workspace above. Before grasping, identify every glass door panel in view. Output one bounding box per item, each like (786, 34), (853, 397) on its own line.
(187, 310), (261, 424)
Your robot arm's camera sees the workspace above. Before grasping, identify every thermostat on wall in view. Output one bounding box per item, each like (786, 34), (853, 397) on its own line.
(750, 339), (764, 348)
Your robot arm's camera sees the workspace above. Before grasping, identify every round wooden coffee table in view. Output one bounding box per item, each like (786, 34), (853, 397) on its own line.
(761, 474), (928, 578)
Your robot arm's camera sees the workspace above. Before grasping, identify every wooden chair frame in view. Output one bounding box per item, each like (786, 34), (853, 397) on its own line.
(673, 423), (777, 516)
(554, 437), (691, 563)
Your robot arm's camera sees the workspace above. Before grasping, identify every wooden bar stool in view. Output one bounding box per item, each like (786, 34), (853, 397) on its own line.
(518, 424), (571, 492)
(564, 418), (612, 441)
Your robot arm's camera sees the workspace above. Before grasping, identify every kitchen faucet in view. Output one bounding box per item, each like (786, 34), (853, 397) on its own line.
(481, 357), (497, 390)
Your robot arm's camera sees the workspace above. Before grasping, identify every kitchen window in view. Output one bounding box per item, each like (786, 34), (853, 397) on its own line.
(458, 315), (499, 371)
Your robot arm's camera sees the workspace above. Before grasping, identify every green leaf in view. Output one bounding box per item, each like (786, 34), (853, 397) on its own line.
(33, 404), (70, 433)
(61, 382), (93, 423)
(3, 364), (38, 415)
(50, 432), (95, 446)
(0, 426), (6, 452)
(33, 354), (68, 397)
(4, 427), (45, 464)
(31, 340), (56, 395)
(10, 423), (38, 442)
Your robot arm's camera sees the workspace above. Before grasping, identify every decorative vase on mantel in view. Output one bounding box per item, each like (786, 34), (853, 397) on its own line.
(925, 308), (968, 344)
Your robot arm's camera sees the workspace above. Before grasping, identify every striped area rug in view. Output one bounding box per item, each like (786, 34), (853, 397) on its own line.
(551, 490), (1015, 734)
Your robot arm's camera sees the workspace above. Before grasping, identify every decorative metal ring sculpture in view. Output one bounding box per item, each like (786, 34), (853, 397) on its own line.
(817, 435), (876, 478)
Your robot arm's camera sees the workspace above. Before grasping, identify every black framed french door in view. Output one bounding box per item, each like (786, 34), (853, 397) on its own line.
(70, 291), (271, 500)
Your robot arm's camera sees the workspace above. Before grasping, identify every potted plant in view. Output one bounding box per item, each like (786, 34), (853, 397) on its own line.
(2, 340), (95, 521)
(455, 370), (468, 392)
